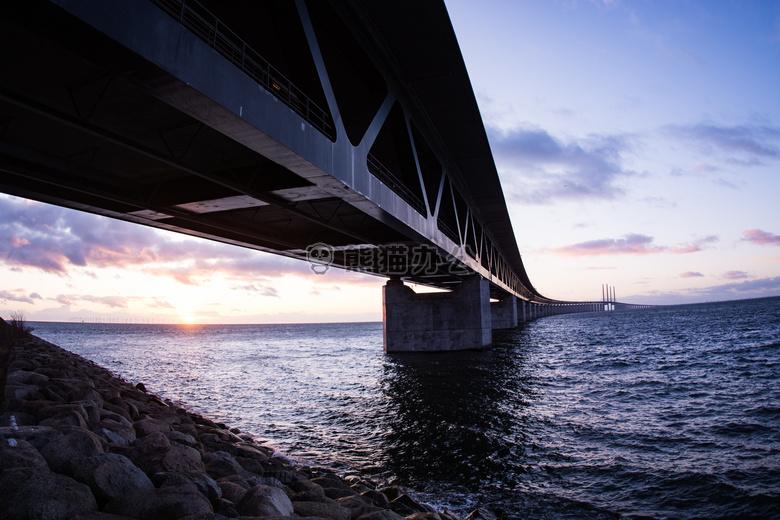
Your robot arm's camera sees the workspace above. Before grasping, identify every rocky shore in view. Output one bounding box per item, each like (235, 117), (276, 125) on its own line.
(0, 319), (487, 520)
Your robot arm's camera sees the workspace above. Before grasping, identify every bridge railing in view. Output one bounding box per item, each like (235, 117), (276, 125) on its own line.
(366, 153), (427, 216)
(150, 0), (336, 141)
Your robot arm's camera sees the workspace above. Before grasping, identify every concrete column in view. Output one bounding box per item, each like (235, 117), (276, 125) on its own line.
(491, 295), (518, 329)
(520, 300), (527, 322)
(383, 276), (492, 352)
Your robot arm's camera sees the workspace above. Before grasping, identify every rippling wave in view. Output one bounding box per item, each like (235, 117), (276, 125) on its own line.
(32, 296), (780, 519)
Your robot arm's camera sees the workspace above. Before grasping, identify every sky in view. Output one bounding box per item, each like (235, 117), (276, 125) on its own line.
(2, 0), (780, 324)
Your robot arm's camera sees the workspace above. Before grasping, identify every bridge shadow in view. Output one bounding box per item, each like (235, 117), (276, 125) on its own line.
(376, 327), (547, 493)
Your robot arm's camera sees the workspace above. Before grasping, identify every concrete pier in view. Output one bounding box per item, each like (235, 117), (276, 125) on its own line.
(383, 276), (491, 352)
(491, 295), (518, 329)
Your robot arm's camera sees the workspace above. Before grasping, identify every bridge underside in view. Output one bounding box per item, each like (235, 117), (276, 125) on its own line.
(0, 0), (532, 299)
(0, 1), (632, 352)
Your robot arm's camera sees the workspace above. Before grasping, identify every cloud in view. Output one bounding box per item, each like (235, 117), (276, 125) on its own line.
(680, 271), (704, 278)
(149, 298), (175, 309)
(487, 126), (637, 204)
(668, 235), (719, 254)
(0, 195), (319, 285)
(723, 270), (749, 280)
(628, 276), (780, 305)
(696, 276), (780, 298)
(231, 284), (280, 297)
(742, 229), (780, 246)
(0, 289), (35, 305)
(555, 233), (718, 257)
(666, 123), (780, 163)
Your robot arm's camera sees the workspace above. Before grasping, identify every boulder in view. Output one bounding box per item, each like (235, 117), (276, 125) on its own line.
(408, 514), (443, 520)
(361, 490), (390, 509)
(326, 487), (358, 500)
(73, 453), (155, 505)
(0, 467), (98, 520)
(237, 485), (294, 517)
(0, 437), (49, 471)
(104, 484), (213, 520)
(135, 417), (170, 436)
(356, 511), (407, 520)
(69, 513), (138, 520)
(166, 430), (198, 447)
(178, 514), (232, 520)
(464, 508), (497, 520)
(39, 409), (89, 429)
(337, 496), (384, 519)
(203, 450), (248, 479)
(155, 471), (223, 504)
(95, 421), (136, 446)
(236, 455), (265, 475)
(293, 500), (352, 520)
(388, 494), (430, 515)
(40, 428), (105, 475)
(0, 424), (63, 449)
(312, 474), (353, 490)
(7, 369), (50, 386)
(129, 436), (205, 476)
(218, 480), (248, 504)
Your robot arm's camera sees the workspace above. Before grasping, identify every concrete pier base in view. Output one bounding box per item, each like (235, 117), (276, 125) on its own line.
(491, 295), (518, 329)
(383, 276), (491, 352)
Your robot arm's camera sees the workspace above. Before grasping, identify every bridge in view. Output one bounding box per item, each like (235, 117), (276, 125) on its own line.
(0, 0), (650, 351)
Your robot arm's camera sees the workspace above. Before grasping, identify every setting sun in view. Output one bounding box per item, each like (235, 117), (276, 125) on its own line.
(180, 313), (198, 325)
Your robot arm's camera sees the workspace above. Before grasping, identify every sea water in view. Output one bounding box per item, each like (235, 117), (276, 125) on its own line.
(30, 297), (780, 519)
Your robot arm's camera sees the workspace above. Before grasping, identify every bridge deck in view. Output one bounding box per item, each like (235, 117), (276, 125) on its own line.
(1, 0), (579, 304)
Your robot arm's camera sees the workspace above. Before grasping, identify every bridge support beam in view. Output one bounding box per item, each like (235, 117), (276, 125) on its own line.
(383, 276), (491, 352)
(491, 295), (518, 329)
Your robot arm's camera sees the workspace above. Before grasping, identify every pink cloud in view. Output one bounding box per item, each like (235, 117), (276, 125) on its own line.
(669, 235), (719, 253)
(723, 270), (749, 280)
(556, 234), (718, 257)
(680, 271), (704, 278)
(742, 229), (780, 246)
(556, 234), (663, 256)
(0, 289), (36, 305)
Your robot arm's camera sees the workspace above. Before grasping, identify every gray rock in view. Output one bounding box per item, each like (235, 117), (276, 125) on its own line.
(0, 424), (64, 449)
(388, 494), (432, 515)
(40, 428), (105, 475)
(39, 410), (89, 429)
(155, 471), (222, 504)
(203, 450), (248, 479)
(238, 485), (295, 517)
(0, 467), (98, 520)
(337, 496), (384, 519)
(69, 513), (138, 520)
(7, 369), (50, 386)
(294, 501), (352, 520)
(463, 509), (497, 520)
(7, 382), (40, 400)
(73, 453), (154, 505)
(408, 513), (443, 520)
(312, 474), (353, 491)
(134, 417), (170, 436)
(36, 403), (89, 423)
(129, 435), (205, 476)
(326, 487), (359, 500)
(178, 514), (232, 520)
(165, 430), (198, 447)
(104, 484), (213, 520)
(0, 438), (50, 471)
(356, 511), (407, 520)
(218, 480), (248, 504)
(361, 490), (390, 509)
